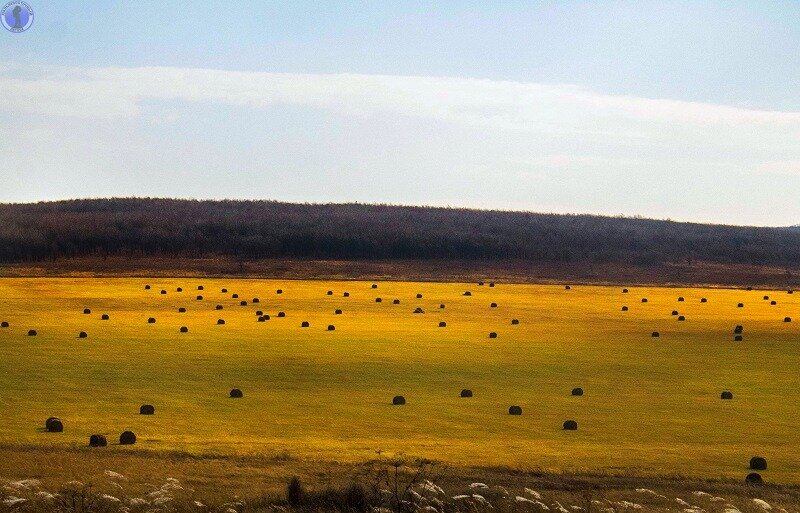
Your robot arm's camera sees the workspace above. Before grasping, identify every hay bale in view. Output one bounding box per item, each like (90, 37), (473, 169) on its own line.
(180, 326), (188, 333)
(252, 298), (260, 303)
(375, 298), (382, 303)
(222, 288), (228, 293)
(478, 281), (484, 286)
(651, 331), (659, 337)
(511, 319), (520, 324)
(678, 297), (684, 302)
(721, 391), (733, 400)
(28, 329), (37, 336)
(490, 302), (498, 308)
(750, 456), (767, 470)
(621, 306), (628, 311)
(145, 285), (151, 290)
(563, 420), (578, 430)
(734, 325), (744, 334)
(197, 286), (204, 291)
(89, 434), (107, 447)
(327, 291), (333, 296)
(463, 291), (472, 296)
(771, 301), (777, 305)
(160, 290), (167, 295)
(216, 305), (223, 310)
(240, 301), (247, 306)
(489, 282), (495, 287)
(746, 473), (763, 485)
(255, 310), (263, 316)
(140, 404), (155, 415)
(392, 395), (406, 405)
(571, 388), (583, 396)
(672, 310), (679, 316)
(393, 299), (400, 304)
(737, 303), (744, 308)
(101, 314), (109, 320)
(178, 307), (186, 313)
(147, 317), (156, 324)
(257, 316), (266, 322)
(230, 388), (243, 398)
(784, 317), (792, 323)
(677, 315), (686, 321)
(439, 304), (445, 309)
(1, 321), (8, 328)
(327, 325), (335, 331)
(763, 295), (770, 300)
(335, 309), (342, 314)
(45, 417), (63, 432)
(438, 321), (446, 327)
(508, 405), (522, 415)
(301, 321), (310, 327)
(622, 288), (629, 293)
(789, 290), (794, 294)
(119, 431), (136, 445)
(460, 389), (473, 397)
(78, 331), (88, 338)
(735, 335), (743, 341)
(413, 307), (424, 314)
(565, 285), (571, 290)
(277, 289), (283, 294)
(83, 308), (91, 314)
(278, 312), (286, 317)
(196, 295), (203, 300)
(641, 298), (648, 303)
(232, 293), (239, 298)
(343, 292), (350, 297)
(489, 332), (497, 339)
(416, 294), (423, 298)
(701, 298), (707, 303)
(217, 319), (225, 325)
(372, 284), (378, 289)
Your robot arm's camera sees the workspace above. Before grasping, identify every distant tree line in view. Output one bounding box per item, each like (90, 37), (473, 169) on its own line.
(1, 198), (799, 267)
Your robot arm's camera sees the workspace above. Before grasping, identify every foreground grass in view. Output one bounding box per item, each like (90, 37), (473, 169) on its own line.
(0, 278), (799, 484)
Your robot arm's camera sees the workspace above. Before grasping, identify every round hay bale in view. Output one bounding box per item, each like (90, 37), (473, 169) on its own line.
(750, 456), (767, 470)
(463, 291), (472, 296)
(0, 321), (8, 328)
(101, 314), (109, 320)
(232, 293), (239, 298)
(370, 284), (378, 290)
(438, 321), (447, 327)
(180, 326), (188, 333)
(276, 289), (283, 294)
(789, 290), (794, 294)
(734, 325), (744, 334)
(622, 288), (629, 293)
(393, 299), (400, 304)
(701, 298), (707, 303)
(327, 291), (333, 296)
(565, 285), (571, 290)
(737, 303), (744, 308)
(217, 319), (225, 325)
(327, 325), (335, 331)
(335, 309), (342, 314)
(763, 295), (770, 300)
(508, 405), (522, 415)
(145, 285), (151, 290)
(119, 431), (136, 445)
(196, 295), (203, 300)
(678, 297), (684, 302)
(677, 315), (686, 321)
(255, 310), (263, 316)
(721, 391), (733, 400)
(651, 331), (659, 337)
(563, 420), (578, 430)
(511, 319), (520, 324)
(479, 281), (484, 286)
(197, 285), (204, 291)
(784, 317), (792, 322)
(278, 312), (286, 317)
(413, 307), (424, 314)
(240, 301), (247, 306)
(489, 282), (495, 287)
(343, 292), (350, 297)
(28, 329), (37, 336)
(439, 304), (445, 309)
(571, 387), (584, 396)
(621, 306), (628, 311)
(301, 321), (310, 327)
(392, 395), (406, 405)
(83, 308), (91, 314)
(221, 288), (228, 293)
(160, 290), (167, 295)
(178, 307), (186, 313)
(641, 298), (648, 303)
(746, 472), (763, 485)
(734, 335), (743, 341)
(770, 300), (777, 305)
(490, 302), (498, 308)
(671, 310), (679, 316)
(252, 298), (260, 303)
(488, 332), (497, 339)
(89, 434), (107, 447)
(78, 331), (88, 338)
(147, 317), (156, 324)
(230, 388), (243, 398)
(45, 417), (63, 432)
(257, 316), (266, 322)
(375, 298), (382, 303)
(416, 294), (423, 299)
(460, 389), (473, 398)
(216, 304), (223, 310)
(140, 404), (155, 415)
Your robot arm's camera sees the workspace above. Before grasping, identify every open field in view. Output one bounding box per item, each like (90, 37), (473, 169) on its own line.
(1, 278), (799, 487)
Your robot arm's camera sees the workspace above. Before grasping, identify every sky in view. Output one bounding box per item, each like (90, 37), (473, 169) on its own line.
(1, 1), (800, 226)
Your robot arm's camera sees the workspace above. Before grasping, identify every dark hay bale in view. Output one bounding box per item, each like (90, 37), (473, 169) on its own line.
(489, 282), (495, 287)
(479, 281), (484, 286)
(677, 315), (686, 321)
(416, 294), (423, 298)
(89, 434), (107, 447)
(463, 291), (472, 296)
(511, 319), (520, 324)
(256, 310), (263, 316)
(621, 306), (628, 311)
(563, 420), (578, 430)
(439, 304), (445, 309)
(327, 291), (333, 296)
(1, 321), (8, 328)
(221, 288), (228, 293)
(489, 332), (497, 339)
(508, 405), (522, 415)
(651, 331), (659, 337)
(178, 307), (186, 313)
(101, 314), (109, 320)
(789, 290), (794, 294)
(737, 303), (744, 308)
(252, 298), (260, 303)
(393, 299), (400, 304)
(343, 292), (350, 297)
(230, 388), (243, 398)
(763, 295), (770, 300)
(180, 326), (188, 333)
(277, 289), (283, 294)
(278, 312), (286, 317)
(460, 389), (473, 398)
(677, 297), (684, 302)
(335, 309), (343, 314)
(263, 314), (271, 320)
(490, 302), (498, 308)
(217, 319), (225, 325)
(641, 298), (648, 303)
(327, 325), (335, 331)
(160, 290), (167, 295)
(197, 285), (204, 291)
(372, 284), (378, 289)
(257, 316), (266, 322)
(622, 288), (629, 293)
(785, 317), (792, 322)
(734, 325), (743, 334)
(46, 417), (63, 432)
(119, 431), (136, 445)
(734, 335), (743, 341)
(671, 310), (679, 316)
(375, 298), (382, 303)
(83, 308), (91, 314)
(216, 304), (223, 310)
(392, 395), (406, 405)
(770, 300), (777, 305)
(746, 472), (764, 485)
(571, 387), (584, 396)
(147, 317), (156, 324)
(438, 321), (446, 327)
(196, 295), (203, 300)
(176, 288), (182, 292)
(750, 456), (767, 470)
(28, 329), (37, 336)
(78, 331), (88, 338)
(413, 307), (424, 314)
(145, 285), (151, 290)
(240, 301), (248, 306)
(140, 404), (155, 415)
(301, 321), (310, 327)
(701, 298), (707, 303)
(232, 293), (239, 298)
(565, 285), (571, 290)
(721, 391), (733, 400)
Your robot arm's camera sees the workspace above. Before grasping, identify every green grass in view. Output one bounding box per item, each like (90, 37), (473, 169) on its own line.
(0, 278), (798, 483)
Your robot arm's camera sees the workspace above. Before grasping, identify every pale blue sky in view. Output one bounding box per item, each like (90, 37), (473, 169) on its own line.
(2, 1), (800, 225)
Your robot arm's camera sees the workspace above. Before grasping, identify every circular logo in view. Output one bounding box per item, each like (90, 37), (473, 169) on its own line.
(1, 1), (33, 33)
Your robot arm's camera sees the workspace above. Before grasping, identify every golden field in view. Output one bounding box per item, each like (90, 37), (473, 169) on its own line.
(0, 278), (798, 483)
